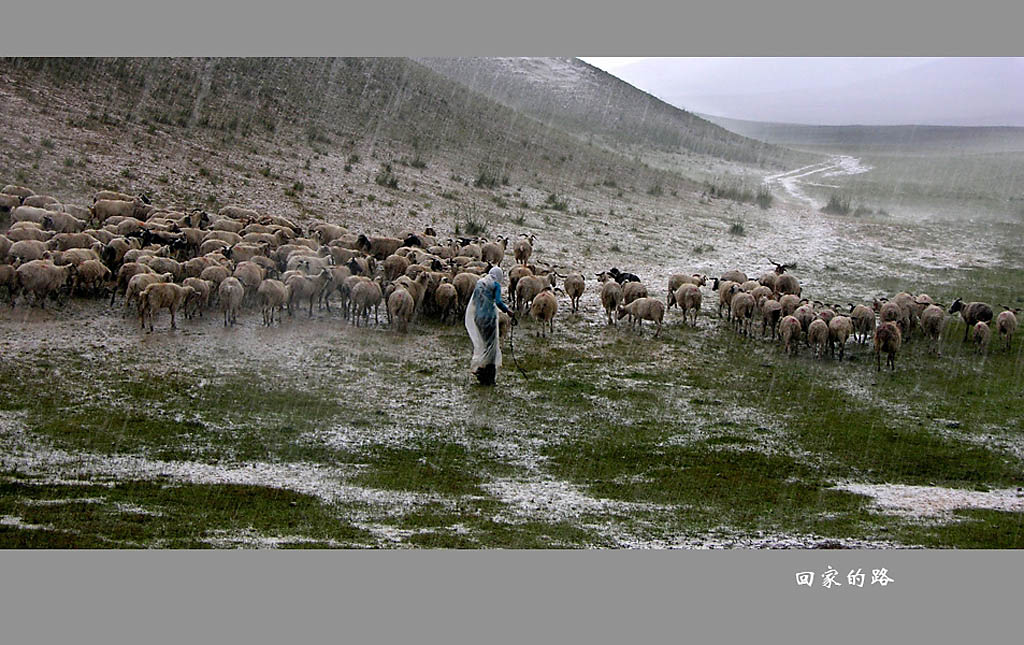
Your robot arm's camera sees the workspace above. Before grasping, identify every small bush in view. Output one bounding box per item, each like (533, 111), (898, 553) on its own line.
(821, 193), (851, 215)
(41, 138), (55, 149)
(756, 184), (773, 209)
(375, 163), (399, 190)
(491, 195), (508, 209)
(512, 213), (526, 226)
(852, 205), (873, 217)
(347, 153), (360, 164)
(63, 157), (75, 168)
(474, 167), (501, 189)
(729, 222), (746, 236)
(647, 183), (663, 197)
(545, 193), (568, 212)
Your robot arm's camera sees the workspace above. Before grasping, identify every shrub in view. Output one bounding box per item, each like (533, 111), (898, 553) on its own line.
(474, 167), (501, 189)
(729, 221), (746, 236)
(756, 184), (773, 209)
(375, 163), (399, 189)
(821, 193), (851, 215)
(647, 183), (663, 197)
(544, 193), (568, 212)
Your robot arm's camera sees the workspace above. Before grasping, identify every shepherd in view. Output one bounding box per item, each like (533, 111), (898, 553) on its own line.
(466, 266), (515, 385)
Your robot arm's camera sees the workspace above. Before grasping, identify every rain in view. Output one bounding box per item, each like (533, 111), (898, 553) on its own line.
(0, 57), (1022, 549)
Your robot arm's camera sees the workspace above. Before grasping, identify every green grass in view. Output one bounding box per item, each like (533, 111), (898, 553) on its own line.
(0, 476), (373, 548)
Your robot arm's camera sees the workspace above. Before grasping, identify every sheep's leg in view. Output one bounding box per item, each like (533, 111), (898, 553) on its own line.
(170, 308), (177, 330)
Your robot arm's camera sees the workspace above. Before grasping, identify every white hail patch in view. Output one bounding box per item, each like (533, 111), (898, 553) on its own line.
(833, 482), (1024, 518)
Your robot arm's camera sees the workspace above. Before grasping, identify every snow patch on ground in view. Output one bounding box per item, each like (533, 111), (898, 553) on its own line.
(833, 482), (1024, 518)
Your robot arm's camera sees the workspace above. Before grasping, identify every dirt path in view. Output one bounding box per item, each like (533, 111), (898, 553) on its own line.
(764, 155), (872, 206)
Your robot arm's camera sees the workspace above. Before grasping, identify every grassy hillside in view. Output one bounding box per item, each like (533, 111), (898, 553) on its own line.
(417, 58), (815, 170)
(0, 57), (706, 222)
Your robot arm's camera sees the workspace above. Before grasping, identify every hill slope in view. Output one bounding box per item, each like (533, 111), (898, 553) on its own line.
(416, 57), (809, 169)
(0, 57), (707, 224)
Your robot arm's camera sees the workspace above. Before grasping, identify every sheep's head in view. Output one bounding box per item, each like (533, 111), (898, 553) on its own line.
(949, 298), (964, 314)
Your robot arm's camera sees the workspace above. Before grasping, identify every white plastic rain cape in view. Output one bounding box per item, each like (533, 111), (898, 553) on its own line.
(465, 274), (502, 373)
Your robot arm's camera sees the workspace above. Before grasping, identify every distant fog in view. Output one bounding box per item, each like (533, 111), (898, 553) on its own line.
(580, 57), (1024, 127)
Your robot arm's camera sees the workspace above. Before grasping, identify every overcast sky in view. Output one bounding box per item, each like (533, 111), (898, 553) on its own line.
(578, 57), (1024, 126)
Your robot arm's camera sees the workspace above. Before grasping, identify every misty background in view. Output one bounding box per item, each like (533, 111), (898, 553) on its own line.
(580, 57), (1024, 127)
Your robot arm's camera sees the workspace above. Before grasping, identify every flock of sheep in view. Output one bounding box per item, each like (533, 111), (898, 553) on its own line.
(0, 182), (1019, 372)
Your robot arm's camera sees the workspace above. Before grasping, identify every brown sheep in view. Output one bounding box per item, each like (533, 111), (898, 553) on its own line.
(600, 280), (623, 326)
(513, 234), (535, 265)
(779, 294), (803, 318)
(996, 308), (1019, 352)
(7, 239), (49, 264)
(383, 254), (411, 282)
(42, 211), (87, 234)
(729, 289), (756, 336)
(530, 288), (558, 337)
(72, 259), (111, 296)
(232, 261), (265, 303)
(808, 318), (830, 359)
(718, 270), (747, 285)
(616, 297), (665, 337)
(357, 234), (402, 260)
(139, 283), (196, 331)
(918, 304), (947, 355)
(350, 278), (384, 327)
(219, 277), (245, 326)
(972, 321), (991, 354)
(563, 273), (585, 313)
(674, 283), (702, 327)
(621, 281), (648, 307)
(124, 272), (173, 316)
(183, 277), (214, 319)
(435, 281), (458, 324)
(828, 315), (854, 361)
(388, 287), (416, 333)
(111, 262), (155, 305)
(761, 298), (783, 339)
(2, 184), (35, 200)
(716, 280), (739, 319)
(14, 260), (73, 308)
(481, 237), (507, 266)
(849, 303), (876, 345)
(286, 268), (332, 318)
(515, 274), (548, 315)
(875, 321), (902, 371)
(6, 227), (54, 243)
(257, 279), (290, 326)
(774, 273), (801, 297)
(779, 315), (802, 356)
(199, 264), (232, 288)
